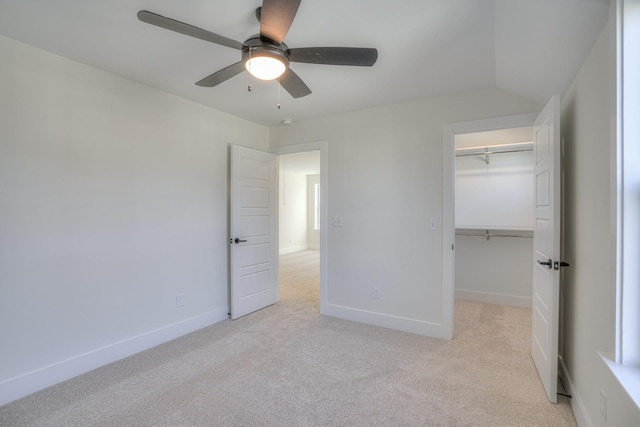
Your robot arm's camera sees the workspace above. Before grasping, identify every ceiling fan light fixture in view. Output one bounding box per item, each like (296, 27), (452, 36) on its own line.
(243, 44), (290, 81)
(246, 56), (286, 80)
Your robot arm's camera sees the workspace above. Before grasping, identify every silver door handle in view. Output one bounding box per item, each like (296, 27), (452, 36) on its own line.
(234, 238), (247, 244)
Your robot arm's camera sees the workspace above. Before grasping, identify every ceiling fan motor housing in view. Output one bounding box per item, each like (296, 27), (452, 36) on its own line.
(242, 36), (290, 69)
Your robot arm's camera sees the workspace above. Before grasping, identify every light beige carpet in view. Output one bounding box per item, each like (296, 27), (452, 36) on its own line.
(0, 250), (576, 426)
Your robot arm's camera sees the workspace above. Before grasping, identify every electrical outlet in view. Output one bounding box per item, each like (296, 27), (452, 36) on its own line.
(176, 294), (184, 308)
(600, 389), (607, 421)
(372, 287), (381, 299)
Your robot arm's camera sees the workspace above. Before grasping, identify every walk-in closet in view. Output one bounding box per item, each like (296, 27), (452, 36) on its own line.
(454, 127), (534, 308)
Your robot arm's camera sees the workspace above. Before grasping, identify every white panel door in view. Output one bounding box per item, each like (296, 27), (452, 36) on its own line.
(531, 95), (561, 403)
(230, 144), (278, 320)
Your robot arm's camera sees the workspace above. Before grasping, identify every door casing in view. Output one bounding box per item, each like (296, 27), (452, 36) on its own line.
(442, 113), (539, 339)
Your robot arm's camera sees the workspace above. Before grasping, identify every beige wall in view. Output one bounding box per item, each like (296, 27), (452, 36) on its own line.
(0, 35), (268, 404)
(270, 88), (539, 336)
(560, 19), (640, 426)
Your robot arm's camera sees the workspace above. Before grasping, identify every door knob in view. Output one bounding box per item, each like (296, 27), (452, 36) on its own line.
(234, 238), (247, 244)
(537, 259), (552, 269)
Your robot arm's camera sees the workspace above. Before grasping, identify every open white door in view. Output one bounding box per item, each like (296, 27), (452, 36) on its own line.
(531, 95), (561, 403)
(230, 144), (278, 320)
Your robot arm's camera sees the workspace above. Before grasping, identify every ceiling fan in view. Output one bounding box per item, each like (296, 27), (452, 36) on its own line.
(137, 0), (378, 99)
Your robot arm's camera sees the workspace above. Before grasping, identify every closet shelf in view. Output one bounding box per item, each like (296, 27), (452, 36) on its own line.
(455, 142), (533, 164)
(455, 227), (533, 240)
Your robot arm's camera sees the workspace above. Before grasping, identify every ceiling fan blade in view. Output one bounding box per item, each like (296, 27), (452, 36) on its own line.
(288, 47), (378, 66)
(259, 0), (301, 44)
(196, 62), (246, 87)
(279, 68), (311, 98)
(137, 10), (244, 51)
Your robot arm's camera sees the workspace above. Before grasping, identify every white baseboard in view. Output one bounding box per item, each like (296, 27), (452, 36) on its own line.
(279, 245), (308, 255)
(559, 355), (593, 427)
(323, 303), (449, 339)
(455, 289), (532, 308)
(0, 306), (228, 407)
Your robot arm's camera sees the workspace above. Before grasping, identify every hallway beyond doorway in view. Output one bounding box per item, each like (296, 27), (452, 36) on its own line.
(279, 250), (319, 311)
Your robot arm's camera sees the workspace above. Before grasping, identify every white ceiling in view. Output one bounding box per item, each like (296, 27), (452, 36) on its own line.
(0, 0), (609, 127)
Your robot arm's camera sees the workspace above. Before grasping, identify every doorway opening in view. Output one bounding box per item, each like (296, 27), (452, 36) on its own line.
(271, 140), (328, 314)
(454, 126), (534, 309)
(452, 125), (538, 381)
(442, 113), (538, 340)
(278, 150), (321, 310)
(443, 101), (564, 403)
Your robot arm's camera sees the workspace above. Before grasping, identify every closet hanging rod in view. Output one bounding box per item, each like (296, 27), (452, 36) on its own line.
(455, 142), (533, 164)
(455, 147), (533, 158)
(456, 232), (533, 239)
(456, 229), (533, 240)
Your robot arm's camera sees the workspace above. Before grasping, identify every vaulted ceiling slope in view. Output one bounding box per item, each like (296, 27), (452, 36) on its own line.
(0, 0), (609, 126)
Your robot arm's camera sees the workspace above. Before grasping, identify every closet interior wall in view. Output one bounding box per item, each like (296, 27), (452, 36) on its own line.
(454, 135), (534, 308)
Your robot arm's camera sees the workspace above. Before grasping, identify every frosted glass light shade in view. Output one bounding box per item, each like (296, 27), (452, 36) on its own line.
(245, 56), (286, 80)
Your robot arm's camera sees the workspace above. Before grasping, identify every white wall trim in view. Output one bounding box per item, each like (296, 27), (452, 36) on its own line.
(442, 113), (538, 340)
(600, 351), (640, 412)
(0, 306), (228, 406)
(270, 141), (328, 316)
(323, 303), (450, 339)
(455, 290), (532, 308)
(559, 355), (593, 427)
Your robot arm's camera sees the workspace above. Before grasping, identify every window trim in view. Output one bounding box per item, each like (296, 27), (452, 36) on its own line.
(615, 0), (640, 370)
(603, 0), (640, 412)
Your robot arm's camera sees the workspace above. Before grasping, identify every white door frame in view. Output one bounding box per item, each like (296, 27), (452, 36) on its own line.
(442, 113), (538, 339)
(270, 141), (328, 315)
